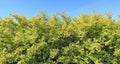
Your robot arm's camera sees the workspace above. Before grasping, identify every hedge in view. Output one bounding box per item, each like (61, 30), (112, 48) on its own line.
(0, 13), (120, 64)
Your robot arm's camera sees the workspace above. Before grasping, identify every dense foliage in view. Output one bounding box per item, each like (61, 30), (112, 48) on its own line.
(0, 13), (120, 64)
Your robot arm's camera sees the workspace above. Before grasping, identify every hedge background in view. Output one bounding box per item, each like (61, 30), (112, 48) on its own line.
(0, 13), (120, 64)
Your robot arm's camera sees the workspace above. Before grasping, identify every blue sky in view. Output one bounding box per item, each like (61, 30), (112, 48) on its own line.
(0, 0), (120, 19)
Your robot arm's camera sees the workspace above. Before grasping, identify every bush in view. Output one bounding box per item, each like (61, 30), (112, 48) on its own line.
(0, 13), (120, 64)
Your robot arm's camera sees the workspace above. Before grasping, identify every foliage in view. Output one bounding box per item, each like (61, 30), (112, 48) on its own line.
(0, 13), (120, 64)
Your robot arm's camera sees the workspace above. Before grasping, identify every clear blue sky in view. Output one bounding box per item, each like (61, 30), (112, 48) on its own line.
(0, 0), (120, 19)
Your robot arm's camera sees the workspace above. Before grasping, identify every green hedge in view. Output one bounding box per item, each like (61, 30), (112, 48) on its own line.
(0, 13), (120, 64)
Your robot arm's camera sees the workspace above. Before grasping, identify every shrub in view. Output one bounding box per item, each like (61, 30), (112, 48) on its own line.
(0, 13), (120, 64)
